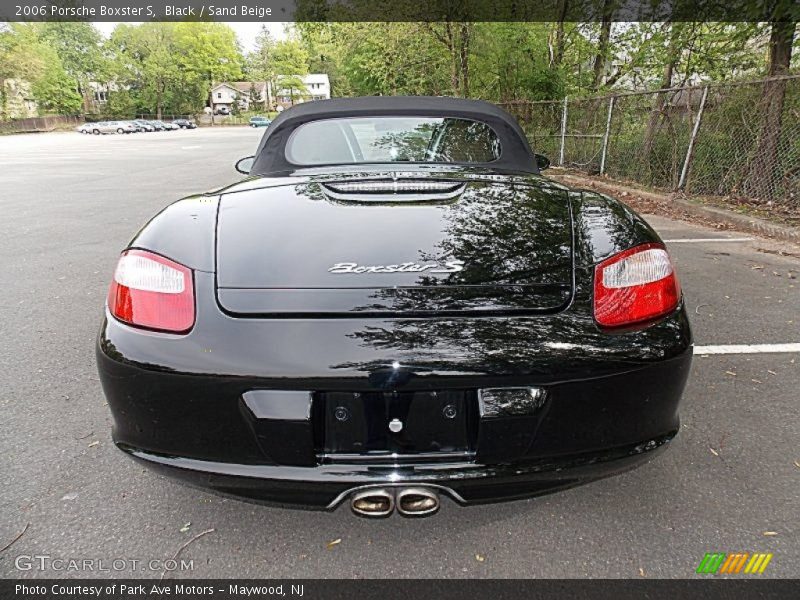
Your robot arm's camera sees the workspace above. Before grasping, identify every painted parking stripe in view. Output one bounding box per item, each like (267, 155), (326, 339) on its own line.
(662, 237), (754, 243)
(695, 343), (800, 354)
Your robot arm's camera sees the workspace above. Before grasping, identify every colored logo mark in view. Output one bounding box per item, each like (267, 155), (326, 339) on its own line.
(696, 553), (773, 574)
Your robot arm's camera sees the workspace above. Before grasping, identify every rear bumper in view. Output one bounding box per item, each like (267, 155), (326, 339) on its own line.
(122, 433), (674, 509)
(97, 271), (692, 508)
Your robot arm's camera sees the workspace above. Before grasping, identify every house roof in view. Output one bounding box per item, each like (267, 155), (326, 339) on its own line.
(211, 82), (266, 93)
(231, 81), (266, 93)
(211, 77), (328, 94)
(303, 74), (329, 85)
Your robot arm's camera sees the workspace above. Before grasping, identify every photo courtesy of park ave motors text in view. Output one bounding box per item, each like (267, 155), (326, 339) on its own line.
(1, 0), (799, 589)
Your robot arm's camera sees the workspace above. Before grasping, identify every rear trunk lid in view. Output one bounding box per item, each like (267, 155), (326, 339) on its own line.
(216, 176), (573, 317)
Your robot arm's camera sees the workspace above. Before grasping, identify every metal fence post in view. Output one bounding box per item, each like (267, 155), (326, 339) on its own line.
(559, 96), (568, 166)
(599, 95), (615, 175)
(678, 86), (709, 190)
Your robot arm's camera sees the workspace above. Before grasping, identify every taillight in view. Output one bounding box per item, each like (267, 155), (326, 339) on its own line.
(593, 243), (680, 328)
(107, 249), (195, 333)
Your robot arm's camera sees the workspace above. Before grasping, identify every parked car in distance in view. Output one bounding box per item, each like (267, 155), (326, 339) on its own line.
(107, 121), (137, 134)
(214, 106), (231, 115)
(84, 121), (131, 135)
(84, 122), (109, 135)
(132, 120), (155, 132)
(150, 120), (176, 131)
(249, 116), (271, 128)
(173, 119), (197, 129)
(76, 123), (94, 134)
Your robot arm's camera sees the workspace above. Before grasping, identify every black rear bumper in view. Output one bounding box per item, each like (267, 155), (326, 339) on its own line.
(96, 271), (692, 508)
(121, 432), (675, 509)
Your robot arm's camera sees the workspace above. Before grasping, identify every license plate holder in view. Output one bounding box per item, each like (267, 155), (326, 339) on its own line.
(317, 390), (477, 458)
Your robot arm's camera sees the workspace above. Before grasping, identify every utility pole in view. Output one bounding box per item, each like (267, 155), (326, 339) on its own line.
(209, 71), (215, 126)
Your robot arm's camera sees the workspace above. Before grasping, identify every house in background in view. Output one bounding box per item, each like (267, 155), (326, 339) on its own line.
(209, 74), (330, 114)
(210, 82), (243, 114)
(304, 74), (331, 101)
(87, 81), (128, 113)
(273, 73), (331, 110)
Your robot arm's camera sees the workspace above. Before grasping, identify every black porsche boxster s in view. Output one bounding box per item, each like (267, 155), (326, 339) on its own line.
(97, 97), (692, 517)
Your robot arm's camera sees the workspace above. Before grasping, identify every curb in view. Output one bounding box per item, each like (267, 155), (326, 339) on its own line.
(550, 172), (800, 244)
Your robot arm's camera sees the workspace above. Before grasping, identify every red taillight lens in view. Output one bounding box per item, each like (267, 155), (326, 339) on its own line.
(593, 243), (680, 328)
(107, 249), (195, 333)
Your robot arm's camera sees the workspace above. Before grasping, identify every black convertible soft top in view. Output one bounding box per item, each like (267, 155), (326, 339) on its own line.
(250, 96), (538, 176)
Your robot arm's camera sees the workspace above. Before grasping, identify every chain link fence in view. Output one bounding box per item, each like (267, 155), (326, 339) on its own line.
(500, 75), (800, 210)
(132, 113), (195, 121)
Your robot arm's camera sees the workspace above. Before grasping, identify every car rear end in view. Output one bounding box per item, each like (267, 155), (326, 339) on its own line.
(97, 171), (691, 514)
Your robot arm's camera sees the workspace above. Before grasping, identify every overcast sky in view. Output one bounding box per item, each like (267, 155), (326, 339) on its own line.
(93, 22), (289, 52)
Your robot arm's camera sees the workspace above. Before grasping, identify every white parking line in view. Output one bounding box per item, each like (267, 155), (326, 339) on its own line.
(663, 237), (754, 243)
(181, 145), (202, 150)
(695, 343), (800, 354)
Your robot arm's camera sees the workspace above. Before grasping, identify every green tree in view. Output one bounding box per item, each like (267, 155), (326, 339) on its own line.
(325, 23), (451, 97)
(0, 24), (47, 118)
(745, 10), (798, 200)
(423, 22), (474, 97)
(471, 23), (565, 101)
(248, 82), (261, 110)
(298, 23), (357, 97)
(106, 89), (137, 117)
(294, 20), (779, 102)
(39, 22), (106, 112)
(174, 22), (243, 113)
(108, 23), (180, 118)
(246, 26), (277, 108)
(107, 22), (243, 117)
(272, 39), (309, 105)
(30, 47), (82, 114)
(0, 23), (85, 118)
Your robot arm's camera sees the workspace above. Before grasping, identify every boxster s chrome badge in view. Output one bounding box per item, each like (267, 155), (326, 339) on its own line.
(328, 260), (464, 274)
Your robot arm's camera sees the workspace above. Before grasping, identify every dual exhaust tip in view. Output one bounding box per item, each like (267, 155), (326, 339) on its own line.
(351, 487), (440, 518)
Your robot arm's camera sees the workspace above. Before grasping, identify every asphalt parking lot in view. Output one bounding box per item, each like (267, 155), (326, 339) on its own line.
(1, 127), (798, 579)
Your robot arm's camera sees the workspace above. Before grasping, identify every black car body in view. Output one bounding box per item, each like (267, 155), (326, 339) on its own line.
(173, 119), (197, 129)
(97, 97), (692, 516)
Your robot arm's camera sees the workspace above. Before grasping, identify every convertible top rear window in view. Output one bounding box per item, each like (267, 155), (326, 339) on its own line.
(285, 117), (501, 166)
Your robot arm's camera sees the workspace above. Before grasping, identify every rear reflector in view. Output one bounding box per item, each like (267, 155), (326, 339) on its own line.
(107, 249), (194, 333)
(593, 243), (680, 327)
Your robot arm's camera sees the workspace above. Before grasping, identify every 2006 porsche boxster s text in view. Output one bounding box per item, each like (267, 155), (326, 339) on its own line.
(97, 97), (692, 517)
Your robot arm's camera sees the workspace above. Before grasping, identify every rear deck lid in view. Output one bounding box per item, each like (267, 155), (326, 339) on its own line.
(216, 177), (573, 316)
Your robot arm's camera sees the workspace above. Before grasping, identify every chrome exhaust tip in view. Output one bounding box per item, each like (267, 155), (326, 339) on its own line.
(396, 487), (440, 517)
(350, 488), (395, 518)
